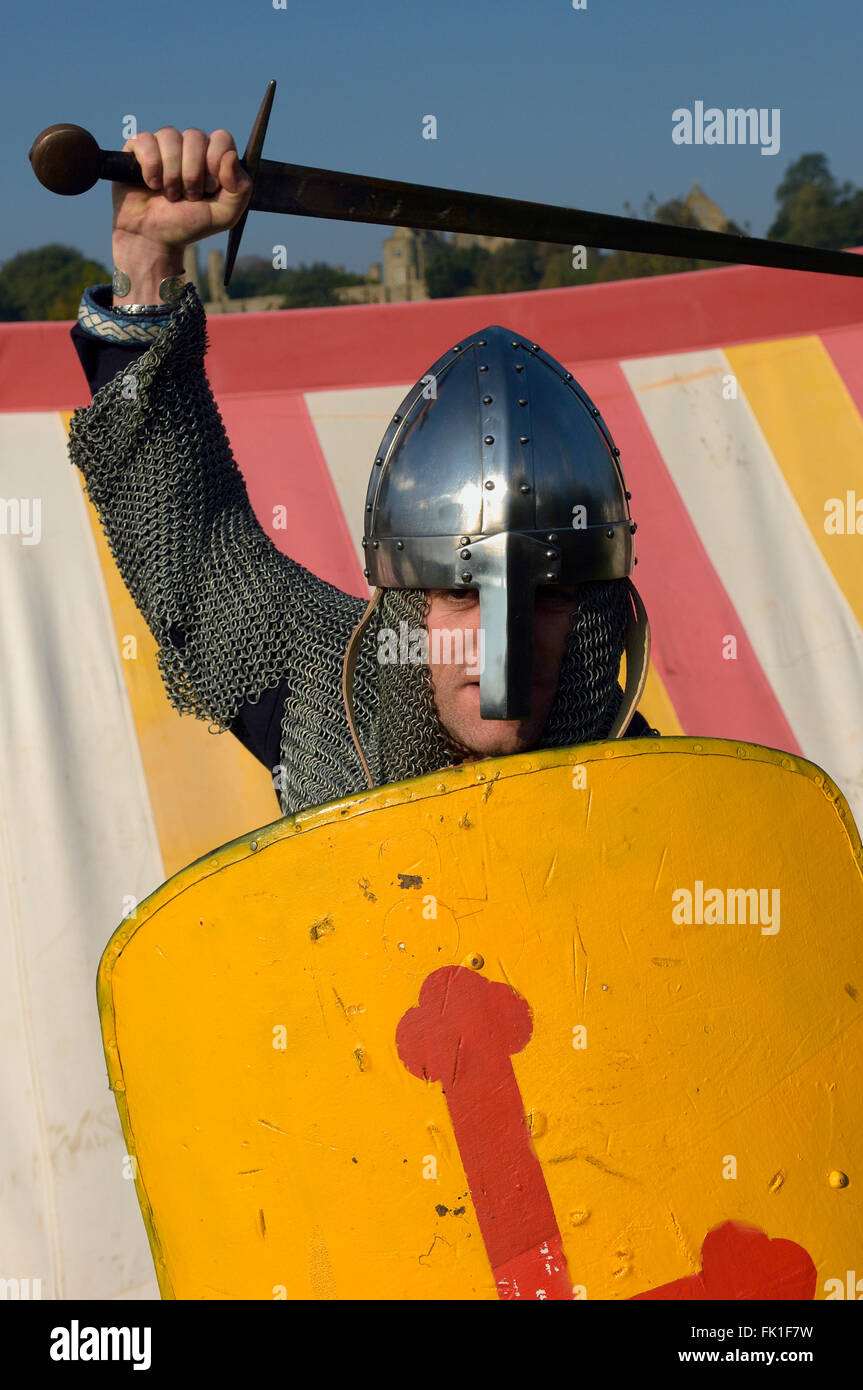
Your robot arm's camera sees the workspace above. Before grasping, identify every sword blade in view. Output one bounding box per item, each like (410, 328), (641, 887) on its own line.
(251, 156), (863, 278)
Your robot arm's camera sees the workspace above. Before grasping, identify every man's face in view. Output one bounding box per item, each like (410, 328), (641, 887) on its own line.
(424, 586), (581, 761)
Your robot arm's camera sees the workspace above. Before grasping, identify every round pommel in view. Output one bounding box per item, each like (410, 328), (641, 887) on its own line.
(29, 124), (101, 195)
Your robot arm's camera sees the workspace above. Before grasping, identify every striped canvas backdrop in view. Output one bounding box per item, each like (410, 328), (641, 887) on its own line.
(1, 256), (862, 1296)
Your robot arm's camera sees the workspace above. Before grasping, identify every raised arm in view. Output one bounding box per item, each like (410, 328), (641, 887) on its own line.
(68, 128), (367, 745)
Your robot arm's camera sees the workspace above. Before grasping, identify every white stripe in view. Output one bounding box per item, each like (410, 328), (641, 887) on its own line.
(305, 385), (409, 570)
(622, 348), (863, 823)
(0, 412), (162, 1298)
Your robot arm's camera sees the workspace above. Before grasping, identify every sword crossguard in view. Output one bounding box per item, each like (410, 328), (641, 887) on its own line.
(224, 80), (276, 286)
(28, 80), (277, 287)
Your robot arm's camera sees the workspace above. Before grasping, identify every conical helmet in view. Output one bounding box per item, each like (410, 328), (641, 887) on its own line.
(353, 324), (648, 724)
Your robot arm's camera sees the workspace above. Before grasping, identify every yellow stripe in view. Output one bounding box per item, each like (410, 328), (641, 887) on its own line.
(65, 414), (278, 878)
(724, 337), (863, 627)
(639, 661), (684, 735)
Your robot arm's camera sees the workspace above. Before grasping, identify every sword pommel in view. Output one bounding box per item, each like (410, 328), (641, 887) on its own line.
(29, 124), (104, 196)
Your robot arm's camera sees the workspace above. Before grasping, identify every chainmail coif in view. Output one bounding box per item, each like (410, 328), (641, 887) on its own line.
(68, 285), (638, 818)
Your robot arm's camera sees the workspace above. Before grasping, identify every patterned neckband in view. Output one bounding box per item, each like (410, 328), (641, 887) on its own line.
(76, 284), (191, 345)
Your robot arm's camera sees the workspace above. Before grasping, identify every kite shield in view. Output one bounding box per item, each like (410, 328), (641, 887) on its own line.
(98, 738), (863, 1300)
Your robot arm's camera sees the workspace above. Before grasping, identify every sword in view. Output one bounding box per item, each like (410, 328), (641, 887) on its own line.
(29, 79), (863, 288)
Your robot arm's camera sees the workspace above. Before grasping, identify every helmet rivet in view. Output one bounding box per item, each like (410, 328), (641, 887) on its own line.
(482, 395), (492, 404)
(518, 398), (527, 406)
(547, 533), (558, 542)
(361, 537), (367, 547)
(546, 571), (556, 580)
(519, 435), (529, 444)
(459, 536), (471, 546)
(393, 414), (401, 423)
(477, 339), (486, 346)
(514, 364), (524, 373)
(520, 484), (531, 493)
(545, 549), (557, 559)
(613, 447), (621, 456)
(373, 539), (379, 548)
(363, 567), (369, 577)
(630, 523), (637, 534)
(531, 343), (539, 351)
(606, 528), (615, 539)
(484, 435), (494, 445)
(365, 503), (372, 511)
(396, 540), (404, 549)
(479, 364), (488, 373)
(461, 571), (472, 582)
(626, 491), (632, 500)
(460, 548), (471, 559)
(511, 340), (519, 348)
(484, 480), (495, 490)
(592, 408), (600, 417)
(564, 372), (573, 381)
(375, 457), (383, 466)
(453, 345), (461, 351)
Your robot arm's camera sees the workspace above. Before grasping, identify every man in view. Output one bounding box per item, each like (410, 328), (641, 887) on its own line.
(69, 126), (657, 817)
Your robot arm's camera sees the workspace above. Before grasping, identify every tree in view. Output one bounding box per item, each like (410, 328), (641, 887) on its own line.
(280, 261), (365, 308)
(228, 255), (365, 307)
(594, 195), (740, 282)
(0, 245), (111, 321)
(425, 244), (491, 298)
(767, 152), (863, 249)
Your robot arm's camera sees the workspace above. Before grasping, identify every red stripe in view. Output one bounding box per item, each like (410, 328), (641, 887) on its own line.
(397, 967), (573, 1299)
(821, 324), (863, 426)
(218, 391), (365, 594)
(573, 361), (802, 749)
(3, 250), (863, 411)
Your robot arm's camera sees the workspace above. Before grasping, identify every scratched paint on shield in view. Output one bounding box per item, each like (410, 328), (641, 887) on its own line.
(396, 966), (817, 1302)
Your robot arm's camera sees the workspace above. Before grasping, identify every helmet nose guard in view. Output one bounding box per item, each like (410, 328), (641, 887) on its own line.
(358, 325), (641, 722)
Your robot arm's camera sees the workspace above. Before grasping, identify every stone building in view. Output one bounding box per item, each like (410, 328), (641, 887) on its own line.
(684, 184), (730, 233)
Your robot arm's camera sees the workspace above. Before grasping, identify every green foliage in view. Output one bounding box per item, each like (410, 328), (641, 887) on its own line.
(425, 244), (491, 298)
(0, 244), (111, 321)
(228, 255), (365, 308)
(426, 239), (601, 299)
(767, 152), (863, 249)
(593, 195), (741, 282)
(422, 194), (744, 298)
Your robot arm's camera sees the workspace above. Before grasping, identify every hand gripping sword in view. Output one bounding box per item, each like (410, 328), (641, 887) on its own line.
(29, 79), (863, 288)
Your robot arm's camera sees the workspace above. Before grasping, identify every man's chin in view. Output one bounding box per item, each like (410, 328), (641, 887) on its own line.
(444, 690), (543, 758)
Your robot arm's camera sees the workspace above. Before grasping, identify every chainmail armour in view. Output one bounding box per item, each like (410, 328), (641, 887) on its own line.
(68, 285), (633, 817)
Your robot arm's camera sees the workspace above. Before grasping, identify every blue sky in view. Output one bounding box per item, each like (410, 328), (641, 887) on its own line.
(4, 0), (861, 274)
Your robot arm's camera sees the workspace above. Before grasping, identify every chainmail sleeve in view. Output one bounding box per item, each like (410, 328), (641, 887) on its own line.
(67, 284), (376, 810)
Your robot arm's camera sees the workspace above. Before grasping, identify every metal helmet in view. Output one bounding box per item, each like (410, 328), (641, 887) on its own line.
(342, 325), (650, 769)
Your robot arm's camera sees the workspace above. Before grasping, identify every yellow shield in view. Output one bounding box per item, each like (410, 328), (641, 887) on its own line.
(99, 738), (863, 1300)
